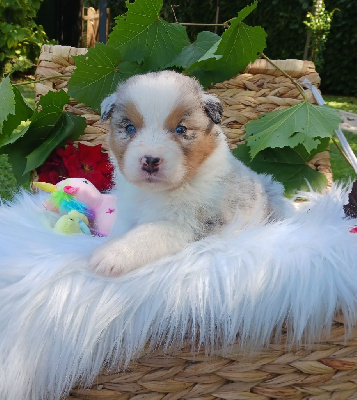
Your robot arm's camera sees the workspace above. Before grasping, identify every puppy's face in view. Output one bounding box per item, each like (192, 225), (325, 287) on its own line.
(102, 71), (223, 192)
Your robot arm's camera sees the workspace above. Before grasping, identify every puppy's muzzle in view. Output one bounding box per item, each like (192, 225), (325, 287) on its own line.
(141, 156), (161, 174)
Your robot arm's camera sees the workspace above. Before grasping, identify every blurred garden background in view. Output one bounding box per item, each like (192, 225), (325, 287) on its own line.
(9, 0), (353, 96)
(1, 0), (357, 200)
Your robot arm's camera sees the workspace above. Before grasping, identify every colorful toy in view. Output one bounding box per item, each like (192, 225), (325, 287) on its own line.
(33, 178), (117, 236)
(53, 210), (91, 235)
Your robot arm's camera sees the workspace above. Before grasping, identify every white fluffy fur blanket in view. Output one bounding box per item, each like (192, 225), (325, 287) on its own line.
(1, 185), (357, 400)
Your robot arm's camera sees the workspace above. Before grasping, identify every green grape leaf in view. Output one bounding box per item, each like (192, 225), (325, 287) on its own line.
(170, 31), (221, 69)
(0, 87), (33, 147)
(34, 89), (69, 116)
(107, 0), (190, 70)
(26, 89), (70, 143)
(213, 2), (266, 76)
(67, 43), (141, 111)
(233, 144), (328, 197)
(187, 2), (266, 87)
(0, 122), (31, 147)
(244, 102), (341, 159)
(1, 90), (86, 182)
(0, 76), (15, 127)
(293, 137), (331, 161)
(24, 112), (86, 174)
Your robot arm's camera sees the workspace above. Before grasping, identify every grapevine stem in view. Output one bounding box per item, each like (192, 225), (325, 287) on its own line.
(180, 22), (229, 28)
(258, 52), (308, 102)
(11, 75), (72, 87)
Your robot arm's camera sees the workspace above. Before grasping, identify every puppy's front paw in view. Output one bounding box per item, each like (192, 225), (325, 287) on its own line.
(89, 240), (132, 277)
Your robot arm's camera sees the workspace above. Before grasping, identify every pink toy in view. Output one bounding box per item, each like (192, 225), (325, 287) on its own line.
(33, 178), (117, 237)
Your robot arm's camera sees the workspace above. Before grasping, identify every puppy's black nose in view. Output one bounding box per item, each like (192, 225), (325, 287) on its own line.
(142, 156), (160, 173)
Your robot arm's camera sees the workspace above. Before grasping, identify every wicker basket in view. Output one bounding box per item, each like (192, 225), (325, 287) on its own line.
(34, 46), (350, 399)
(35, 45), (331, 184)
(66, 319), (357, 400)
(209, 58), (320, 148)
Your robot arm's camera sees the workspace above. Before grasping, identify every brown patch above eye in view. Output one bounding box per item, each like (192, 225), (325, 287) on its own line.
(164, 105), (189, 132)
(124, 102), (144, 130)
(109, 104), (143, 171)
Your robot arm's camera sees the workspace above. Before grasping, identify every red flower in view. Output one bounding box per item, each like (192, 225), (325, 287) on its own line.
(60, 142), (114, 191)
(37, 142), (114, 192)
(37, 149), (69, 184)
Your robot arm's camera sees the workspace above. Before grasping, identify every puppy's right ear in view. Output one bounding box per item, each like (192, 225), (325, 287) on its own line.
(202, 93), (223, 124)
(100, 93), (117, 122)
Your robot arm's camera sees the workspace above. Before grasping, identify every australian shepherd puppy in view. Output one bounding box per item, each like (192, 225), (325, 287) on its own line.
(89, 71), (291, 276)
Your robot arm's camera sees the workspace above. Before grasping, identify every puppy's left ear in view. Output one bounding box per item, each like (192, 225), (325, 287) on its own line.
(202, 93), (223, 124)
(100, 93), (117, 122)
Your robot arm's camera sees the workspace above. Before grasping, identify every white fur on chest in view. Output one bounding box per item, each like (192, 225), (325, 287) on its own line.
(112, 137), (234, 235)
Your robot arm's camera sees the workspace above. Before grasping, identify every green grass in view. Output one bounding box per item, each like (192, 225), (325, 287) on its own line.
(324, 94), (357, 183)
(324, 95), (357, 114)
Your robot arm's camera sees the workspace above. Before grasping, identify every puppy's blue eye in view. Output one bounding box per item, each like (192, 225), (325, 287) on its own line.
(125, 124), (136, 135)
(175, 125), (187, 135)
